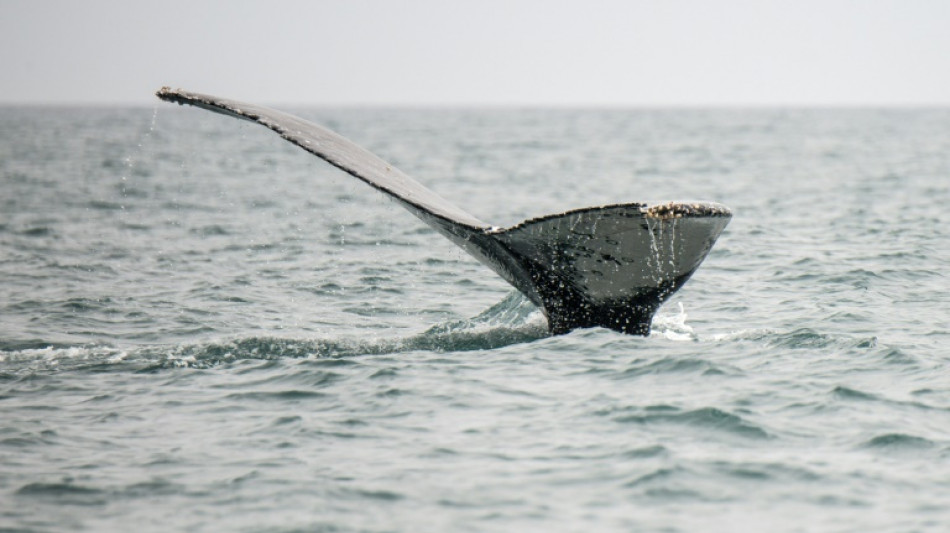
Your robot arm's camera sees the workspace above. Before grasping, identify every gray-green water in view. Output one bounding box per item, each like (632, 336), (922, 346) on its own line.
(1, 105), (949, 532)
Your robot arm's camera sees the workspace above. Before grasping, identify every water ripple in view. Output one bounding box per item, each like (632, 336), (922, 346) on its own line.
(615, 407), (770, 439)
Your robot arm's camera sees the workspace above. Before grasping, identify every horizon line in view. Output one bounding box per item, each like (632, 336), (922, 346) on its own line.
(2, 99), (949, 110)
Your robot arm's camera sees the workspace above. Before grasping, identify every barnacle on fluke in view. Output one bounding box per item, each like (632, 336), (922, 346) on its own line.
(645, 202), (733, 219)
(157, 87), (731, 335)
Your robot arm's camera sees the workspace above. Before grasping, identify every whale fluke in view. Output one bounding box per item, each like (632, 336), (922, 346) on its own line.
(156, 87), (731, 335)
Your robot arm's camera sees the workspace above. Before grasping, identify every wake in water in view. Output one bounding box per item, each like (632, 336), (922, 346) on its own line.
(151, 292), (550, 369)
(0, 290), (892, 376)
(0, 292), (549, 372)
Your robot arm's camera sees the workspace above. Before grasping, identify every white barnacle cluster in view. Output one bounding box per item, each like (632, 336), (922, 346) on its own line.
(644, 202), (690, 220)
(644, 202), (730, 220)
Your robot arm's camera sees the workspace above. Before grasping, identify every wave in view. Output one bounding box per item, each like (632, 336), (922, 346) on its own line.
(862, 433), (937, 451)
(614, 406), (771, 440)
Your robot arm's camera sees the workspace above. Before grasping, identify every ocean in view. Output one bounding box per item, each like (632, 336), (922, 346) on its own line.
(1, 103), (948, 532)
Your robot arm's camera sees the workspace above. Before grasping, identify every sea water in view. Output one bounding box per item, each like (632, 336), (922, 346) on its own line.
(1, 104), (948, 532)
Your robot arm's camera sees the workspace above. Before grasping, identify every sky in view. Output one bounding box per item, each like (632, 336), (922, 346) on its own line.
(1, 0), (949, 106)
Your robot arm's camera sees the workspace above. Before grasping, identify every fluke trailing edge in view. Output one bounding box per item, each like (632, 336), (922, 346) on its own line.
(156, 87), (731, 335)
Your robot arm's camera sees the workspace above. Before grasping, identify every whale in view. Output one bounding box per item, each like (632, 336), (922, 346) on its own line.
(156, 87), (731, 335)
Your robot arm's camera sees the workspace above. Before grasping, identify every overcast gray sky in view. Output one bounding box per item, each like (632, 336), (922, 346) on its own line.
(1, 0), (948, 106)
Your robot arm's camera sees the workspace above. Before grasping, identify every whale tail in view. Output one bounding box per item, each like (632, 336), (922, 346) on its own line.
(156, 87), (731, 335)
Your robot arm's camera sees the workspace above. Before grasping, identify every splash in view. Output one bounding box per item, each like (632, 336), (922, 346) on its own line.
(651, 302), (697, 341)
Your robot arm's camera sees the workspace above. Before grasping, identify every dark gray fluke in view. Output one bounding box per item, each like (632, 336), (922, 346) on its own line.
(156, 87), (731, 335)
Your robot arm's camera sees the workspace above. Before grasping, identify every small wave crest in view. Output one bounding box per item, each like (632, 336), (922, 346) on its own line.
(615, 406), (770, 440)
(862, 433), (937, 451)
(0, 344), (129, 374)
